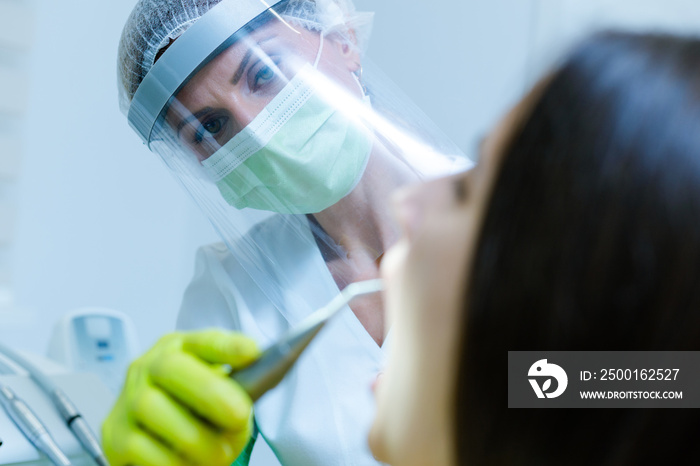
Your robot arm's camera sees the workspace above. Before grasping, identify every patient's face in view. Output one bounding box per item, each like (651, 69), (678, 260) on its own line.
(369, 90), (540, 465)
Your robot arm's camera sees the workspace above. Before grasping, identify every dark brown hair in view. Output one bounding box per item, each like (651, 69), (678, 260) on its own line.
(456, 32), (700, 465)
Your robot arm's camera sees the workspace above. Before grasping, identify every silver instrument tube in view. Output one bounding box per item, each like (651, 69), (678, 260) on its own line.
(0, 384), (72, 466)
(231, 279), (383, 401)
(51, 389), (109, 466)
(0, 344), (108, 466)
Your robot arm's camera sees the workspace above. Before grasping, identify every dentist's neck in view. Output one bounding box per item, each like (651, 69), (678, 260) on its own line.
(312, 143), (418, 266)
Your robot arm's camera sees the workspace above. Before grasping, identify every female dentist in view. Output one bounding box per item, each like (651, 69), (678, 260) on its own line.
(102, 0), (469, 465)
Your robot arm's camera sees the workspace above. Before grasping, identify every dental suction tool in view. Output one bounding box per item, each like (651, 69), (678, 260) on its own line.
(0, 384), (72, 466)
(0, 344), (108, 466)
(231, 279), (384, 401)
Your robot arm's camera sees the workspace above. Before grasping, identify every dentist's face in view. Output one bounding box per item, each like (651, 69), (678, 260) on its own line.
(369, 89), (540, 465)
(164, 19), (362, 162)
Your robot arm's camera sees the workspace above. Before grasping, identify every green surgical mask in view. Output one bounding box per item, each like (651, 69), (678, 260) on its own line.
(201, 63), (373, 214)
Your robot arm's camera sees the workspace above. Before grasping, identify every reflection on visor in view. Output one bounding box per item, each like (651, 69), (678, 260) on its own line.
(142, 9), (469, 266)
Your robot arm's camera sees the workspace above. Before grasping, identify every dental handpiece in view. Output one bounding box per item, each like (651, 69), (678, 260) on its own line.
(0, 384), (72, 466)
(231, 279), (384, 401)
(50, 389), (109, 466)
(0, 344), (108, 466)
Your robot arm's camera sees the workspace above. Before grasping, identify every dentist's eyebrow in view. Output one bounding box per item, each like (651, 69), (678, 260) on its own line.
(232, 35), (277, 85)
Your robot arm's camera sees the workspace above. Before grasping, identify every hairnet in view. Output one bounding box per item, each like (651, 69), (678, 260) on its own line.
(117, 0), (373, 116)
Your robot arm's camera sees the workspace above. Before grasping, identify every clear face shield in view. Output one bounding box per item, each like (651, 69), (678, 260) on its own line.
(124, 0), (469, 324)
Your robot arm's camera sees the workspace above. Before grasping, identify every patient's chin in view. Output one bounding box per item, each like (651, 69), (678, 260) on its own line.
(367, 418), (390, 464)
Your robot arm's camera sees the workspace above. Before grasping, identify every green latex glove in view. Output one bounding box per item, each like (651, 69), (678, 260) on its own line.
(102, 329), (260, 466)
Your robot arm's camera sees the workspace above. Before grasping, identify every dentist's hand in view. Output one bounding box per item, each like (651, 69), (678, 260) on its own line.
(102, 329), (260, 466)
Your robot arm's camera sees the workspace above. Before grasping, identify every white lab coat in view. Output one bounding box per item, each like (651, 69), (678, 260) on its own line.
(177, 214), (388, 465)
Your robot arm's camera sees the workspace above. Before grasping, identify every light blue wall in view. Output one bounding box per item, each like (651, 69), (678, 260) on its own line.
(355, 0), (537, 157)
(5, 0), (220, 354)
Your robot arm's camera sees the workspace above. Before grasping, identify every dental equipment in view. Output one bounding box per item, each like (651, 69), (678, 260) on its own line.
(231, 279), (383, 401)
(0, 384), (71, 466)
(48, 308), (139, 394)
(0, 344), (108, 466)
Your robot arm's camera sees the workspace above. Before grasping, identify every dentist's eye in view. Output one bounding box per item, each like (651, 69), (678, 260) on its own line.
(254, 65), (275, 88)
(203, 118), (223, 135)
(249, 56), (282, 92)
(193, 116), (228, 144)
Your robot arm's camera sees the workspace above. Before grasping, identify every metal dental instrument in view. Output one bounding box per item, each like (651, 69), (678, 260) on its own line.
(231, 279), (384, 401)
(0, 344), (108, 466)
(0, 384), (72, 466)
